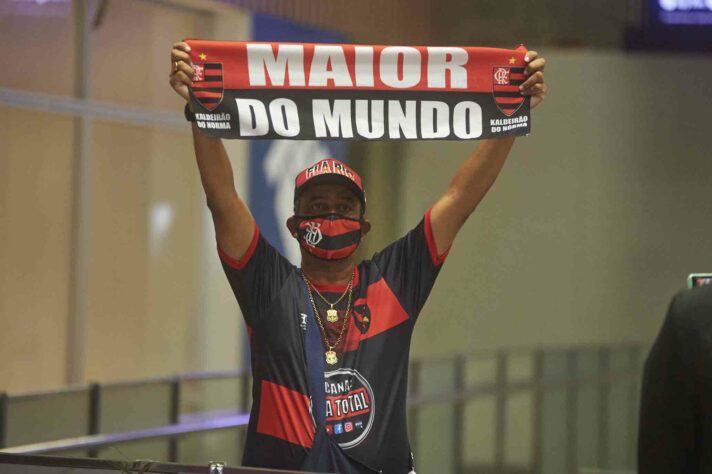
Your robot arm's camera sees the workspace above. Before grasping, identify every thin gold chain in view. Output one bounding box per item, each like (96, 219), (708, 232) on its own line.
(305, 275), (352, 350)
(308, 272), (354, 308)
(302, 270), (354, 352)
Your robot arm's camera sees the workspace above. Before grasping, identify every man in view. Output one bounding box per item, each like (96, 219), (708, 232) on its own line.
(638, 284), (712, 473)
(169, 41), (547, 472)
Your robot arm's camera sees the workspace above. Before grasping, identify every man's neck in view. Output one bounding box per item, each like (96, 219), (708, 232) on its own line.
(301, 253), (355, 285)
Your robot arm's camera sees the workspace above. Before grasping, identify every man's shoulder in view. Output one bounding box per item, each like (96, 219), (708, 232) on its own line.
(668, 285), (712, 334)
(674, 285), (712, 311)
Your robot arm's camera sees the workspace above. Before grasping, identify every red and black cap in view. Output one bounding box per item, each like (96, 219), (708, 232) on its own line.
(294, 158), (366, 211)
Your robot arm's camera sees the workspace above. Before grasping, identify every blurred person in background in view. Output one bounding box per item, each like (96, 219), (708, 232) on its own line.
(638, 283), (712, 473)
(169, 41), (548, 473)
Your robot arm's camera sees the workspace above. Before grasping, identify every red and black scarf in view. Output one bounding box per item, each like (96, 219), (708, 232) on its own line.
(185, 39), (531, 141)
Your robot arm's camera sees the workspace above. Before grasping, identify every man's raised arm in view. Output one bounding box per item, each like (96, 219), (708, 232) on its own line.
(170, 41), (255, 260)
(430, 51), (548, 255)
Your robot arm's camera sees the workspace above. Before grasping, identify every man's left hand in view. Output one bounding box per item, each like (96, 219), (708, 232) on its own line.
(521, 51), (547, 109)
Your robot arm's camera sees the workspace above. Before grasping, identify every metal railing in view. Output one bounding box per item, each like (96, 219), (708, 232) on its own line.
(0, 452), (305, 474)
(0, 369), (251, 461)
(0, 342), (647, 474)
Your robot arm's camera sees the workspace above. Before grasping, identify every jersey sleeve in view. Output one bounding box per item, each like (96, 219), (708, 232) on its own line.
(371, 208), (450, 320)
(218, 224), (295, 328)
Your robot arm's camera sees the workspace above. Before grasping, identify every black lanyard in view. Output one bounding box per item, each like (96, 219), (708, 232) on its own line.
(299, 274), (327, 426)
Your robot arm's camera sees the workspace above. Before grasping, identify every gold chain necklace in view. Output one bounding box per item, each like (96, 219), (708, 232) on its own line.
(302, 270), (354, 365)
(308, 273), (354, 323)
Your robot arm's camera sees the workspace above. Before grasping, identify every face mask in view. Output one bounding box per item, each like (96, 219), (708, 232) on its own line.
(295, 213), (362, 260)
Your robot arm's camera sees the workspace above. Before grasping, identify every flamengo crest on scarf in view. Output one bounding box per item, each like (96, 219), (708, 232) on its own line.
(185, 40), (532, 141)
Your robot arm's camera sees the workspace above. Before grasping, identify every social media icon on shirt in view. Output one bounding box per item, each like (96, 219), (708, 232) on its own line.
(345, 422), (353, 432)
(334, 423), (344, 434)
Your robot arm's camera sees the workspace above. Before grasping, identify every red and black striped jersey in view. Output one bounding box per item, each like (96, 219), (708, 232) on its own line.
(218, 209), (449, 473)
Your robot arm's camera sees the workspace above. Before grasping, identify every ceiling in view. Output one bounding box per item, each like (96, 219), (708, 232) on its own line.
(220, 0), (643, 48)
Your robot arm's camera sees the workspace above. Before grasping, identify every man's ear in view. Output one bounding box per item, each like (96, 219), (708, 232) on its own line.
(286, 216), (298, 238)
(360, 219), (372, 237)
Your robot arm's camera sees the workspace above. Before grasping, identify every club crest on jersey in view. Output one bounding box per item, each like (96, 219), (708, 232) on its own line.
(304, 221), (323, 246)
(191, 62), (224, 111)
(352, 300), (371, 334)
(492, 66), (525, 117)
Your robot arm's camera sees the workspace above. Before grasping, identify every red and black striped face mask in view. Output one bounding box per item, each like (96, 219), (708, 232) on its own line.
(295, 213), (363, 260)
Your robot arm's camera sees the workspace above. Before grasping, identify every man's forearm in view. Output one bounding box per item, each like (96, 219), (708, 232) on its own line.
(191, 123), (239, 211)
(445, 136), (516, 221)
(429, 137), (516, 255)
(190, 123), (255, 260)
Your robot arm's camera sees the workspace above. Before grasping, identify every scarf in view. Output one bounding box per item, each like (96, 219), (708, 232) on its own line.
(185, 40), (531, 141)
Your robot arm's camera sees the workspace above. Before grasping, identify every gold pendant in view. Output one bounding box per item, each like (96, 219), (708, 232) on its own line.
(325, 350), (338, 365)
(326, 308), (338, 323)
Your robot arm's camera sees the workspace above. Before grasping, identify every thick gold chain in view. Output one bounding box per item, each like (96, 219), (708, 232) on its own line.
(301, 270), (354, 361)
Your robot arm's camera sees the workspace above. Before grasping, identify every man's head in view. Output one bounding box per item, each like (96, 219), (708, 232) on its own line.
(287, 159), (370, 261)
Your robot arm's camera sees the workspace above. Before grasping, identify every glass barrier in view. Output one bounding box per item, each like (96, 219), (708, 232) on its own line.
(6, 388), (91, 448)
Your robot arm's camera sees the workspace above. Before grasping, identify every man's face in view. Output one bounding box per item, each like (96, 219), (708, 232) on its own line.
(288, 182), (371, 258)
(296, 182), (362, 218)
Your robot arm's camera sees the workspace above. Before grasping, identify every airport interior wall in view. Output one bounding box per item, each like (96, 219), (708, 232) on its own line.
(1, 2), (711, 471)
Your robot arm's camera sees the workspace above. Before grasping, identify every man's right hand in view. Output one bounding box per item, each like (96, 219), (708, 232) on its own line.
(169, 41), (194, 102)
